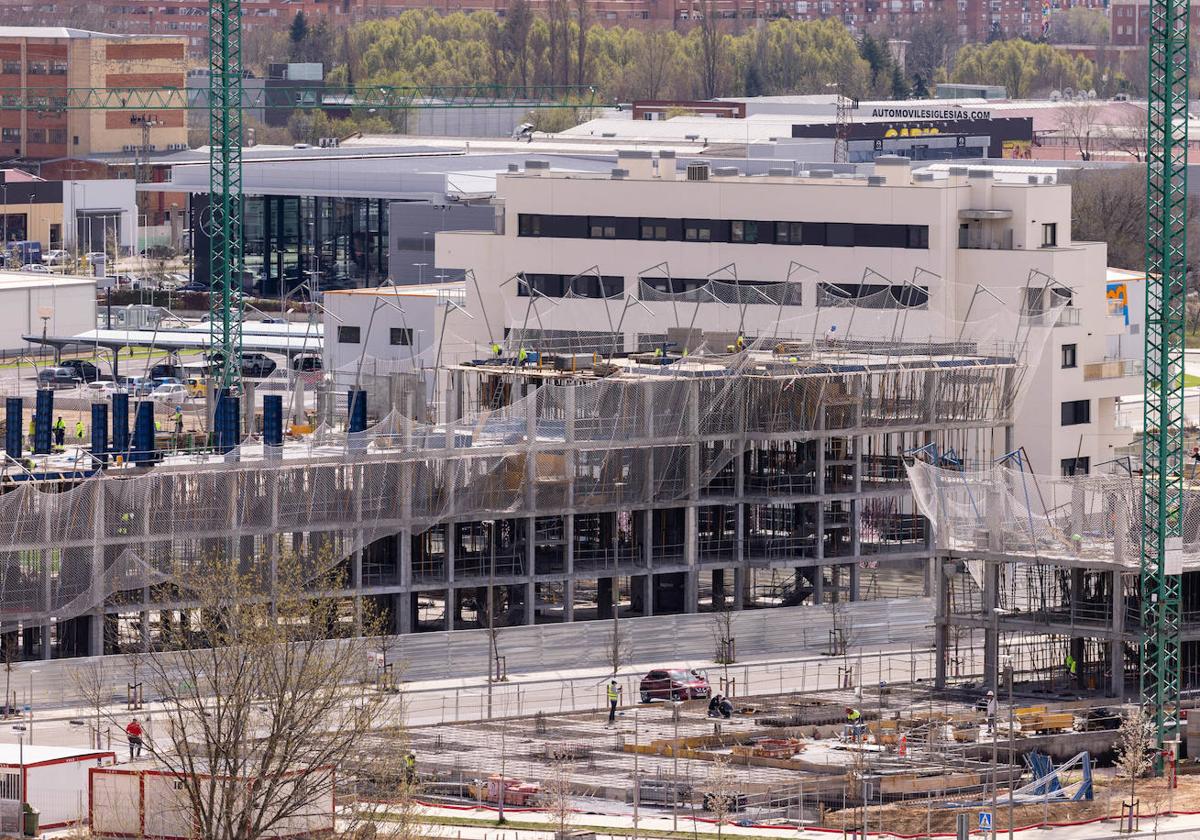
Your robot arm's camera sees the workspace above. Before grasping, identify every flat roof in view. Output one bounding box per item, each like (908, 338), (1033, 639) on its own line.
(30, 327), (322, 355)
(324, 281), (465, 298)
(0, 270), (95, 290)
(0, 26), (180, 40)
(0, 743), (114, 766)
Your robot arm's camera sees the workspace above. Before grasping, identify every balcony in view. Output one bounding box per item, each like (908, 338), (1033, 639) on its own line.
(1083, 358), (1143, 381)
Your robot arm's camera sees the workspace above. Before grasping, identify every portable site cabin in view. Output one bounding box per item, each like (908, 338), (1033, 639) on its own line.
(90, 764), (336, 839)
(0, 744), (116, 831)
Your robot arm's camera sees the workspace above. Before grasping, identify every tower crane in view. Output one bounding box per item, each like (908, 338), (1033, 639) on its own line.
(1140, 0), (1189, 752)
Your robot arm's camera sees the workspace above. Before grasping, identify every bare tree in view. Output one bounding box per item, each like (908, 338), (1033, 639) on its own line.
(696, 0), (726, 99)
(69, 659), (110, 751)
(124, 553), (402, 840)
(572, 0), (590, 87)
(539, 754), (576, 839)
(1115, 706), (1155, 817)
(1105, 107), (1149, 162)
(1057, 100), (1101, 161)
(700, 757), (739, 839)
(606, 613), (631, 677)
(711, 597), (736, 687)
(1, 633), (15, 718)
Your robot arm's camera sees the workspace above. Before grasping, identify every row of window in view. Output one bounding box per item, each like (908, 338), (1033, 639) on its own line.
(337, 326), (413, 346)
(517, 214), (930, 250)
(1, 60), (67, 75)
(517, 273), (625, 299)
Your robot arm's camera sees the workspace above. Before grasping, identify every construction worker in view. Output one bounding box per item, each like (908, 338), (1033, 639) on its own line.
(26, 416), (35, 448)
(403, 752), (416, 784)
(735, 334), (745, 352)
(1065, 653), (1078, 686)
(606, 679), (621, 726)
(125, 718), (144, 759)
(517, 347), (528, 366)
(984, 690), (997, 734)
(491, 342), (503, 358)
(74, 418), (86, 442)
(843, 706), (863, 740)
(52, 416), (66, 447)
(1070, 532), (1083, 556)
(173, 407), (184, 436)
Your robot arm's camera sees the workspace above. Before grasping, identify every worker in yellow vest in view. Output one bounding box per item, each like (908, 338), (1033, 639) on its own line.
(606, 679), (621, 726)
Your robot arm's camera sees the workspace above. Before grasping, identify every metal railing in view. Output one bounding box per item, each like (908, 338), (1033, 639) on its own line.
(1082, 358), (1143, 381)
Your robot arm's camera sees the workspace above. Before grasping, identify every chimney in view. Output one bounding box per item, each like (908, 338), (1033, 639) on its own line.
(872, 155), (911, 187)
(658, 150), (677, 181)
(617, 149), (653, 179)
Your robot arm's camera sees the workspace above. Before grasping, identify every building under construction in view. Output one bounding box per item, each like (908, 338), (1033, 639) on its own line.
(0, 328), (1021, 660)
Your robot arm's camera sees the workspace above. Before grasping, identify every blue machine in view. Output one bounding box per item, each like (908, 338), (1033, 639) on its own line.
(33, 389), (52, 455)
(91, 402), (108, 464)
(263, 394), (283, 450)
(214, 389), (239, 454)
(348, 390), (367, 433)
(5, 397), (21, 459)
(112, 392), (130, 459)
(132, 401), (156, 466)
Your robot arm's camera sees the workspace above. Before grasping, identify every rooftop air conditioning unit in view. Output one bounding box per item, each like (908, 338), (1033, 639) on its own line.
(686, 162), (709, 181)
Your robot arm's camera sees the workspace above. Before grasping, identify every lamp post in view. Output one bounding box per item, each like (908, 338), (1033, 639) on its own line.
(414, 262), (427, 284)
(12, 723), (26, 813)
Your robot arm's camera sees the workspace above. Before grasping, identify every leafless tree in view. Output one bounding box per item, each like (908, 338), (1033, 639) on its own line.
(572, 0), (590, 87)
(635, 30), (674, 99)
(538, 754), (576, 839)
(607, 613), (632, 676)
(1115, 706), (1155, 818)
(828, 598), (856, 657)
(696, 0), (726, 99)
(1057, 100), (1101, 161)
(1, 633), (15, 718)
(69, 659), (110, 751)
(711, 598), (736, 686)
(701, 757), (739, 839)
(118, 553), (403, 840)
(1105, 107), (1149, 162)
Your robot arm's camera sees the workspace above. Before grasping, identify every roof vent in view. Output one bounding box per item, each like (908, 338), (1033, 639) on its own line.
(658, 150), (676, 158)
(768, 166), (793, 177)
(810, 169), (834, 179)
(967, 168), (992, 179)
(686, 162), (709, 181)
(712, 166), (739, 177)
(611, 168), (628, 179)
(913, 172), (933, 182)
(947, 165), (969, 178)
(526, 159), (550, 170)
(601, 132), (616, 138)
(684, 134), (700, 141)
(1027, 175), (1038, 184)
(507, 163), (519, 172)
(867, 175), (886, 186)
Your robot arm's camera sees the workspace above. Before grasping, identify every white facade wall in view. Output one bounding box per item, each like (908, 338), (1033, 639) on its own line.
(0, 272), (97, 351)
(61, 179), (138, 255)
(435, 157), (1139, 476)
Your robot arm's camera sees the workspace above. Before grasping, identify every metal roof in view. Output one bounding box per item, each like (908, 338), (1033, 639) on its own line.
(27, 327), (323, 355)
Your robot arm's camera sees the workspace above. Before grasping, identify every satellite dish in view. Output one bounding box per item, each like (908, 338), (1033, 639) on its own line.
(1050, 90), (1062, 101)
(37, 305), (53, 319)
(1087, 89), (1097, 99)
(1063, 87), (1074, 99)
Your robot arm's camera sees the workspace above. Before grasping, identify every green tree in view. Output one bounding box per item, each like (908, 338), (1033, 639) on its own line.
(951, 39), (1095, 98)
(289, 10), (308, 46)
(1046, 7), (1109, 45)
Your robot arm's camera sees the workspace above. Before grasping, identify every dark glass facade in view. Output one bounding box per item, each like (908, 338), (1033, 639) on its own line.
(193, 193), (389, 295)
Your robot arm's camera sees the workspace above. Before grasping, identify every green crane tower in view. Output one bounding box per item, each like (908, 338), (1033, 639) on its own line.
(1141, 0), (1189, 749)
(207, 0), (245, 392)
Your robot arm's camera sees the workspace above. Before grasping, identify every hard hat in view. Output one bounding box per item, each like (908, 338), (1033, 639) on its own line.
(986, 690), (994, 696)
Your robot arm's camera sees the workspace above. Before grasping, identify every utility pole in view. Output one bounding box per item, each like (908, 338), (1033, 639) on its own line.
(129, 114), (162, 218)
(1140, 0), (1189, 757)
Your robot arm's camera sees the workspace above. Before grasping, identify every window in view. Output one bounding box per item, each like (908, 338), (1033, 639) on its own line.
(588, 217), (618, 239)
(730, 220), (760, 243)
(684, 220), (713, 242)
(1042, 222), (1057, 247)
(1061, 344), (1077, 369)
(1061, 457), (1090, 476)
(26, 60), (48, 75)
(48, 128), (66, 144)
(640, 219), (668, 240)
(517, 213), (541, 237)
(1061, 399), (1090, 426)
(1, 128), (19, 143)
(25, 128), (45, 144)
(49, 59), (67, 75)
(390, 327), (413, 346)
(0, 60), (18, 75)
(826, 223), (855, 247)
(337, 325), (361, 344)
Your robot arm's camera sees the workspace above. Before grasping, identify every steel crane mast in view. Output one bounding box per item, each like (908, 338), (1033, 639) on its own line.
(1141, 0), (1189, 750)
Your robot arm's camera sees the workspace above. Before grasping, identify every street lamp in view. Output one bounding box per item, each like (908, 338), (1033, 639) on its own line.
(12, 723), (26, 812)
(414, 262), (427, 284)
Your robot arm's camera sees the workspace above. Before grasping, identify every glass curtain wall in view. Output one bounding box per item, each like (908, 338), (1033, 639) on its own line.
(242, 195), (389, 297)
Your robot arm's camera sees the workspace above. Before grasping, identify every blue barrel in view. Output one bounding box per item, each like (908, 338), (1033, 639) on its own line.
(5, 397), (21, 458)
(263, 394), (283, 449)
(215, 389), (240, 454)
(348, 390), (368, 433)
(132, 400), (155, 466)
(91, 402), (108, 464)
(33, 389), (53, 455)
(112, 392), (130, 459)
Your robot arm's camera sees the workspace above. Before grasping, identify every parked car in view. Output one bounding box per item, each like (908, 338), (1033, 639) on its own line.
(292, 354), (323, 373)
(20, 263), (51, 273)
(241, 353), (276, 378)
(150, 382), (188, 405)
(178, 281), (208, 294)
(37, 366), (79, 387)
(59, 359), (103, 382)
(41, 249), (71, 266)
(638, 668), (711, 703)
(149, 363), (181, 381)
(184, 376), (206, 397)
(122, 376), (155, 397)
(84, 380), (125, 398)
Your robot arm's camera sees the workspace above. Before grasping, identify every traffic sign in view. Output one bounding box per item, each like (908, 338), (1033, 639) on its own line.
(978, 812), (992, 831)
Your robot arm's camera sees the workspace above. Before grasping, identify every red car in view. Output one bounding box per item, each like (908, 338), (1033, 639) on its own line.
(639, 668), (711, 703)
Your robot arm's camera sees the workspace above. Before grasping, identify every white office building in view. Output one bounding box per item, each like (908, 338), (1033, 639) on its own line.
(436, 153), (1140, 476)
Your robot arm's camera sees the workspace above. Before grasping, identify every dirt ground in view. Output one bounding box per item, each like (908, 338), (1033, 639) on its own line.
(821, 774), (1200, 836)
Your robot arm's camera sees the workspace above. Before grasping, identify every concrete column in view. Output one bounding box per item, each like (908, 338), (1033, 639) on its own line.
(563, 579), (575, 623)
(683, 570), (699, 613)
(445, 588), (455, 631)
(1110, 569), (1125, 699)
(447, 523), (456, 586)
(983, 559), (1000, 691)
(847, 561), (860, 602)
(395, 592), (412, 635)
(598, 576), (614, 620)
(525, 580), (536, 625)
(813, 565), (825, 605)
(934, 560), (949, 689)
(733, 567), (747, 610)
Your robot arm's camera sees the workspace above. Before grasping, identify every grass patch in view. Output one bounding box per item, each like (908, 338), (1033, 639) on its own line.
(1185, 374), (1200, 388)
(369, 813), (756, 840)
